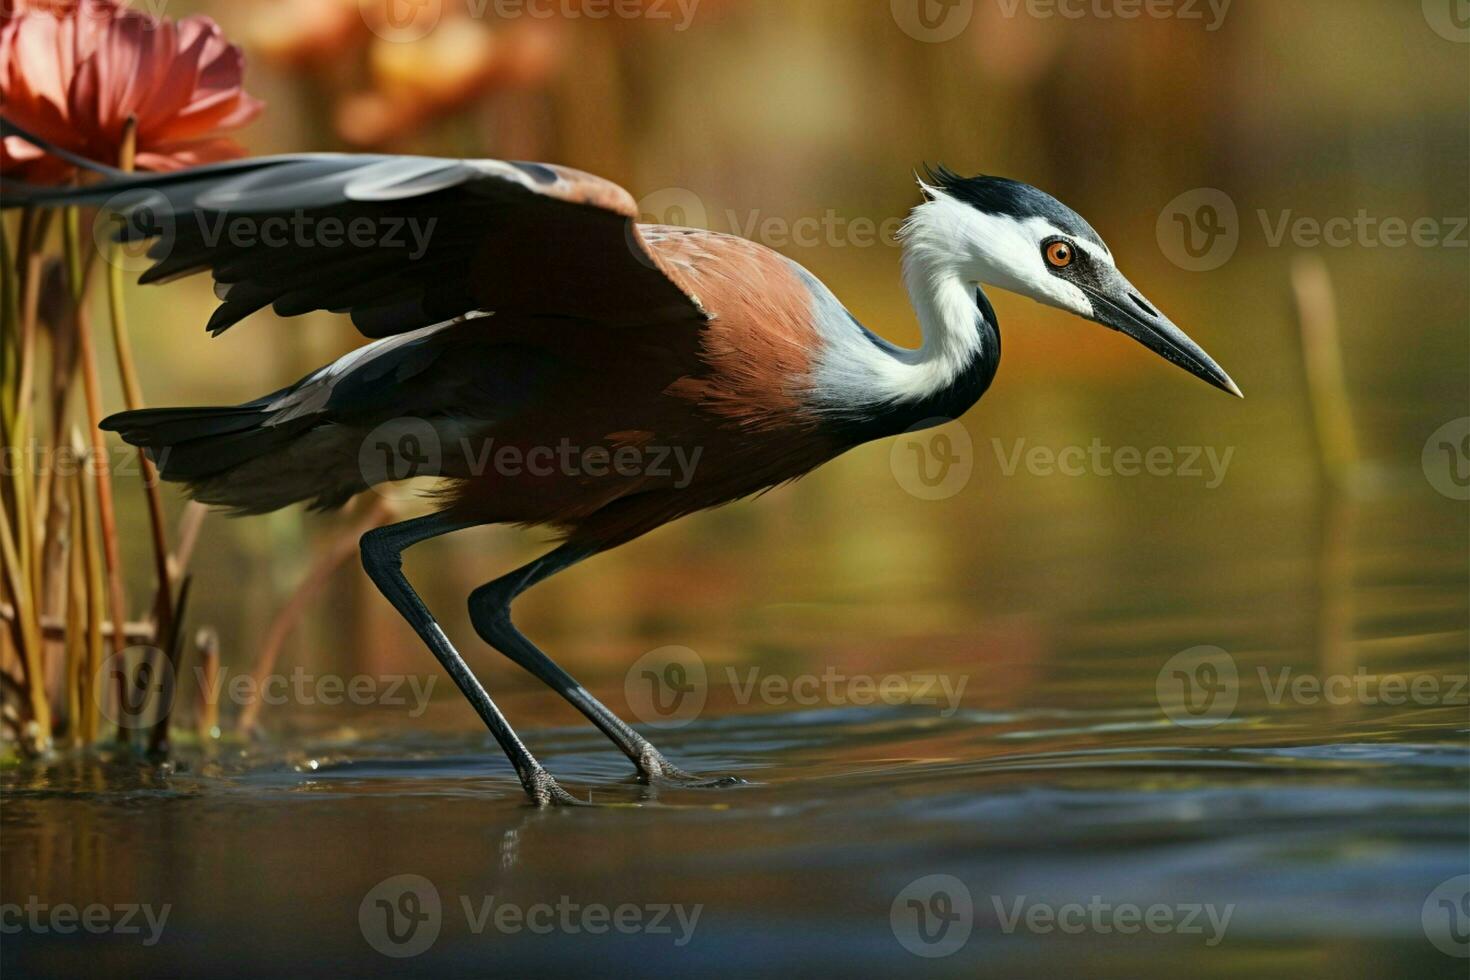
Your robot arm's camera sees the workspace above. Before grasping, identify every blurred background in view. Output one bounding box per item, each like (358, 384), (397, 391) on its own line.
(90, 0), (1465, 728)
(5, 1), (1468, 976)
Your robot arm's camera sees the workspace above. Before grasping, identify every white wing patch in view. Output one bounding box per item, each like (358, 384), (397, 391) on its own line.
(264, 311), (491, 425)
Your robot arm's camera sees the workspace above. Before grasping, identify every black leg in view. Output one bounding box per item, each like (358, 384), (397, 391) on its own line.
(360, 513), (580, 806)
(467, 543), (741, 788)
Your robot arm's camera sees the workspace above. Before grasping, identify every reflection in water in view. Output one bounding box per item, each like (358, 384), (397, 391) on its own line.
(3, 703), (1466, 977)
(4, 452), (1468, 980)
(1314, 490), (1358, 704)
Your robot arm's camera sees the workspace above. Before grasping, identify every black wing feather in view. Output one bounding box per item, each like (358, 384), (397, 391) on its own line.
(1, 115), (702, 339)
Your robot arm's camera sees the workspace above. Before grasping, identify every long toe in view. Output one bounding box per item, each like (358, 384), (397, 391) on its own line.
(546, 787), (593, 807)
(649, 770), (749, 790)
(524, 770), (590, 807)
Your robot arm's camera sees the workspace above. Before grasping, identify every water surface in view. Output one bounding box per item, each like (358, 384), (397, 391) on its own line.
(4, 398), (1468, 978)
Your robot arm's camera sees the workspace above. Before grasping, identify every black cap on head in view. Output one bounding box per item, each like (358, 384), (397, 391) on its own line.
(921, 165), (1107, 252)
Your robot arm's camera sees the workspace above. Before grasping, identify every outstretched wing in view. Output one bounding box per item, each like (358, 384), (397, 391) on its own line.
(0, 118), (705, 338)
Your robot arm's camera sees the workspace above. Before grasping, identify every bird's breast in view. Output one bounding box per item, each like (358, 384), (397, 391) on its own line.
(646, 227), (831, 428)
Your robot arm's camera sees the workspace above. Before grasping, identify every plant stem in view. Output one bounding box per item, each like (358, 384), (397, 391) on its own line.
(0, 210), (52, 747)
(195, 628), (220, 740)
(66, 481), (85, 746)
(63, 207), (131, 741)
(0, 498), (48, 741)
(9, 213), (39, 633)
(1291, 255), (1359, 491)
(236, 499), (396, 734)
(105, 120), (178, 746)
(1, 213), (21, 433)
(73, 430), (104, 744)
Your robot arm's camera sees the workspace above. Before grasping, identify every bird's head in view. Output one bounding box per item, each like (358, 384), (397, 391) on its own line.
(909, 166), (1241, 397)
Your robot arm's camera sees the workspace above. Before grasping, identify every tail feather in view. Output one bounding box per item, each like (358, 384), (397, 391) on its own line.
(103, 405), (274, 451)
(100, 405), (357, 512)
(94, 319), (479, 515)
(103, 405), (284, 475)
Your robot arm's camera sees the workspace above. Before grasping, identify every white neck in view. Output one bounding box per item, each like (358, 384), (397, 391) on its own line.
(900, 220), (987, 385)
(806, 199), (988, 411)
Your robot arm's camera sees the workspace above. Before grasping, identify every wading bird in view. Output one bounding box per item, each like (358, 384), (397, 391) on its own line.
(2, 120), (1240, 805)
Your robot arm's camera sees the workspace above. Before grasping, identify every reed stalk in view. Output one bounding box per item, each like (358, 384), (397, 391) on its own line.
(65, 475), (86, 745)
(149, 574), (191, 755)
(2, 140), (220, 756)
(73, 429), (105, 743)
(63, 207), (131, 745)
(0, 498), (47, 741)
(1, 211), (52, 744)
(195, 628), (220, 740)
(105, 119), (176, 672)
(236, 498), (396, 734)
(1291, 255), (1359, 490)
(1, 214), (23, 684)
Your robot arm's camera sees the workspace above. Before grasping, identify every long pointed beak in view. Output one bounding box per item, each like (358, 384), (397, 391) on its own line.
(1080, 270), (1243, 398)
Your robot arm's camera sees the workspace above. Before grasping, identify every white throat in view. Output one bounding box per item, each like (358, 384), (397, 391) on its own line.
(804, 199), (988, 413)
(899, 217), (988, 389)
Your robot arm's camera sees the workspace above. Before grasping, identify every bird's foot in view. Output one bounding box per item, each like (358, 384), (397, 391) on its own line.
(523, 768), (589, 807)
(638, 747), (746, 789)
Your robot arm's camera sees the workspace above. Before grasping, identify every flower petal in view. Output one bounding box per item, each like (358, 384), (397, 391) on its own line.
(134, 136), (248, 171)
(3, 6), (262, 178)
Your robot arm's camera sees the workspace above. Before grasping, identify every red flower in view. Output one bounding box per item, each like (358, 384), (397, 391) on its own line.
(1, 0), (90, 23)
(1, 0), (263, 183)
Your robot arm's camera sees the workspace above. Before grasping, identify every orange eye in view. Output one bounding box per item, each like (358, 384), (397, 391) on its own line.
(1046, 241), (1074, 269)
